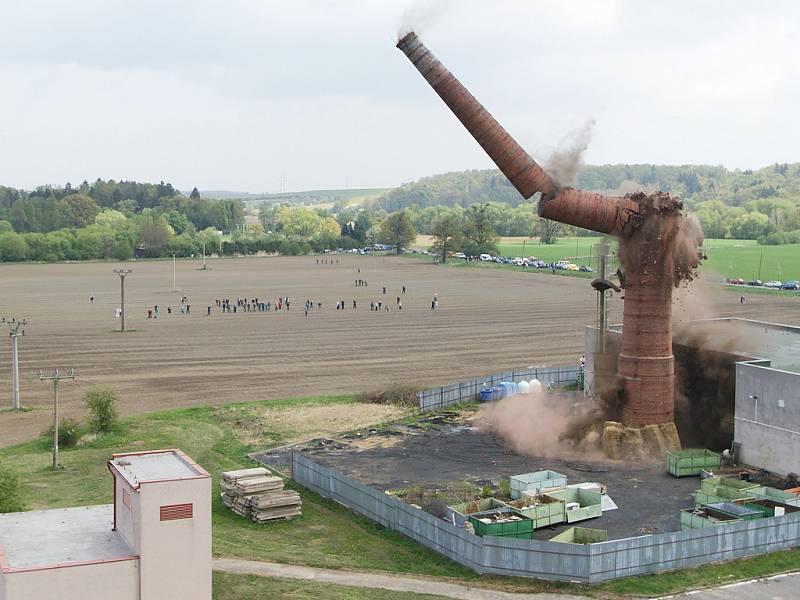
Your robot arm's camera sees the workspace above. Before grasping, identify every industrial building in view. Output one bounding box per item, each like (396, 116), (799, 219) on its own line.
(0, 449), (211, 600)
(585, 318), (800, 476)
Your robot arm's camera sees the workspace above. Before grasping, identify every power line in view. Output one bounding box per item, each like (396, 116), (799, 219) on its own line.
(2, 317), (27, 410)
(38, 368), (75, 470)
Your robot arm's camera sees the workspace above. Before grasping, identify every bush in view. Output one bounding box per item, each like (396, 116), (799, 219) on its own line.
(757, 231), (788, 246)
(84, 386), (120, 433)
(0, 232), (28, 261)
(57, 417), (82, 447)
(278, 239), (310, 256)
(0, 467), (24, 513)
(359, 383), (419, 407)
(111, 240), (133, 260)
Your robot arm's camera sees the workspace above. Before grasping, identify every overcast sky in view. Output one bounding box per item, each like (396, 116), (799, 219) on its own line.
(1, 0), (798, 193)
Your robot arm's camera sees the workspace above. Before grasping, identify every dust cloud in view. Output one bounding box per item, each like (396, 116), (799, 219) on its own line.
(474, 389), (602, 459)
(398, 0), (451, 40)
(545, 119), (595, 187)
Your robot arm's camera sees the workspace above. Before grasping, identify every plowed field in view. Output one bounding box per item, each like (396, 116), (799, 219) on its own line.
(1, 255), (797, 446)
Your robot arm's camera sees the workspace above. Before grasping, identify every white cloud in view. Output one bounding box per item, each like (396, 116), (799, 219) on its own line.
(0, 0), (797, 191)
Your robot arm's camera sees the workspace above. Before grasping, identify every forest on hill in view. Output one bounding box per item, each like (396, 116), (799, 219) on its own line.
(376, 164), (800, 244)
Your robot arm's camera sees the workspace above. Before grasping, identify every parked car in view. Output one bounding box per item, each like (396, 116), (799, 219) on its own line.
(454, 252), (466, 259)
(747, 280), (763, 287)
(764, 281), (783, 289)
(727, 278), (746, 285)
(781, 282), (799, 291)
(479, 253), (493, 261)
(579, 265), (594, 272)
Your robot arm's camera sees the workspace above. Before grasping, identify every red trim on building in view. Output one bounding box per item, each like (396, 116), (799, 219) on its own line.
(0, 543), (10, 573)
(2, 554), (139, 574)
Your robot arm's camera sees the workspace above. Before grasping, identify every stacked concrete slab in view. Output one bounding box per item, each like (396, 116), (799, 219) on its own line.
(221, 467), (301, 521)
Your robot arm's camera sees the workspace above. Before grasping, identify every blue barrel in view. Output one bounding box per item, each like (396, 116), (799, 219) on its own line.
(481, 388), (493, 402)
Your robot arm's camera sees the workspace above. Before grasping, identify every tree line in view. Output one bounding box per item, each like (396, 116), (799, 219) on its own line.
(377, 164), (800, 245)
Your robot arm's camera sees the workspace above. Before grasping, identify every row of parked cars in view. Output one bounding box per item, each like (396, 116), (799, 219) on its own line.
(452, 253), (594, 272)
(727, 278), (800, 291)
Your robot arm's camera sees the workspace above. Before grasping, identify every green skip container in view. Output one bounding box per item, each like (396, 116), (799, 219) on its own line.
(550, 526), (608, 544)
(543, 488), (602, 523)
(468, 508), (534, 540)
(505, 494), (566, 528)
(666, 449), (721, 477)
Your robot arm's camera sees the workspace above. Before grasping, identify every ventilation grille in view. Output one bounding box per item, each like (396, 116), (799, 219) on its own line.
(160, 503), (193, 521)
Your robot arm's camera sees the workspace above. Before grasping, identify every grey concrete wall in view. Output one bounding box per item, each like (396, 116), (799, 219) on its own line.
(735, 361), (800, 476)
(292, 452), (800, 583)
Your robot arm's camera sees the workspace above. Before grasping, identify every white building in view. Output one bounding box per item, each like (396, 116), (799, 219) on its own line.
(0, 448), (211, 600)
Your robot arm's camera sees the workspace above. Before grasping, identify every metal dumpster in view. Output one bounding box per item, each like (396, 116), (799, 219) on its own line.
(467, 507), (533, 539)
(666, 448), (721, 477)
(509, 470), (567, 499)
(550, 526), (608, 544)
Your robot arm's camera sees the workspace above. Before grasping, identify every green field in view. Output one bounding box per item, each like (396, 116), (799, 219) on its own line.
(702, 239), (800, 282)
(496, 237), (606, 266)
(245, 188), (391, 208)
(492, 237), (800, 283)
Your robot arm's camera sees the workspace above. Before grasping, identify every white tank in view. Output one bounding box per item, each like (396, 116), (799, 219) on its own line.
(529, 379), (542, 394)
(517, 380), (530, 394)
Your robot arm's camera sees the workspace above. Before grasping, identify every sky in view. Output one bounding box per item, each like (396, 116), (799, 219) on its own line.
(0, 0), (798, 193)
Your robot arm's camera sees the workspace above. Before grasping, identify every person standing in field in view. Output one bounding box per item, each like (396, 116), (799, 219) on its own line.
(90, 294), (94, 303)
(207, 306), (211, 316)
(402, 285), (406, 294)
(353, 299), (357, 309)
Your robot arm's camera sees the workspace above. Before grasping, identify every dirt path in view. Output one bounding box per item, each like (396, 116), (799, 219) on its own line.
(212, 557), (588, 600)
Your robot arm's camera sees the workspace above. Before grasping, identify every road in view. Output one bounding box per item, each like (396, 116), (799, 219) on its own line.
(214, 557), (800, 599)
(663, 571), (799, 599)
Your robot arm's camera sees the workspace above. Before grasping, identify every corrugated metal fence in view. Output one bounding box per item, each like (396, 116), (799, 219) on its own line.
(293, 452), (800, 583)
(417, 366), (580, 412)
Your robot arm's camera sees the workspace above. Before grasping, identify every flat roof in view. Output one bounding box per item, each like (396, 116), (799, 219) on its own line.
(0, 505), (135, 571)
(109, 449), (209, 488)
(609, 318), (800, 374)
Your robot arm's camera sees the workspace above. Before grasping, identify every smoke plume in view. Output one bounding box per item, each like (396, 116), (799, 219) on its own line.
(474, 388), (603, 459)
(398, 0), (451, 40)
(545, 119), (595, 187)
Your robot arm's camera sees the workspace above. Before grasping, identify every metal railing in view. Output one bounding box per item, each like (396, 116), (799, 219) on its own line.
(417, 365), (580, 412)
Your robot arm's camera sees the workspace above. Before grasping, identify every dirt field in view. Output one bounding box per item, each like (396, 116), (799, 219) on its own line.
(1, 255), (797, 446)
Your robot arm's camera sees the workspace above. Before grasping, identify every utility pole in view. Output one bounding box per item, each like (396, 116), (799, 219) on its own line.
(202, 240), (207, 270)
(113, 268), (132, 332)
(170, 252), (182, 290)
(2, 318), (27, 410)
(39, 368), (75, 470)
(758, 252), (763, 281)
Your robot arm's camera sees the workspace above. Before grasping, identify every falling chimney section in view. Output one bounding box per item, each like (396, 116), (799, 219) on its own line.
(397, 32), (699, 427)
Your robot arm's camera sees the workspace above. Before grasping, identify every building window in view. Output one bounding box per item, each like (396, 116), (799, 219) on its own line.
(160, 503), (193, 521)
